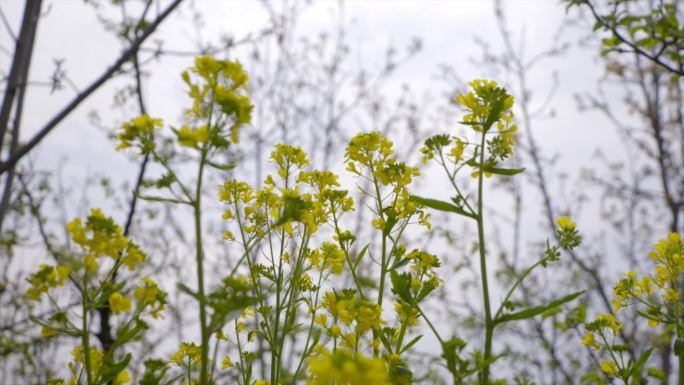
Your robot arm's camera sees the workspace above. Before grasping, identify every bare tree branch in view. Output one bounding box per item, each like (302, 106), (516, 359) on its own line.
(0, 0), (184, 176)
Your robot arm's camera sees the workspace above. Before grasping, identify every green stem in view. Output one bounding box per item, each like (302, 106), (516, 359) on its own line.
(477, 130), (493, 385)
(271, 165), (291, 385)
(292, 269), (326, 380)
(415, 303), (444, 346)
(368, 168), (388, 358)
(331, 206), (365, 299)
(438, 150), (475, 217)
(275, 229), (310, 379)
(493, 258), (546, 321)
(82, 270), (92, 385)
(395, 312), (410, 353)
(676, 276), (683, 385)
(370, 170), (387, 308)
(378, 234), (388, 308)
(195, 148), (210, 385)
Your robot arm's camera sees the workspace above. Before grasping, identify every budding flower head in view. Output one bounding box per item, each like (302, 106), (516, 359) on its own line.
(116, 114), (163, 153)
(555, 216), (575, 230)
(455, 79), (514, 133)
(555, 215), (582, 250)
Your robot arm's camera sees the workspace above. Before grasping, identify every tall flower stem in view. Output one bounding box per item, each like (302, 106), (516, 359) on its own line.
(477, 130), (493, 385)
(82, 270), (92, 385)
(195, 148), (209, 385)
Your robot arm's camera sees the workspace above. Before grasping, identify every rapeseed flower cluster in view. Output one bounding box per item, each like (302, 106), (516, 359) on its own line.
(134, 277), (168, 319)
(116, 56), (252, 157)
(66, 208), (130, 271)
(27, 209), (147, 302)
(345, 132), (429, 231)
(307, 348), (390, 385)
(609, 233), (684, 321)
(582, 234), (684, 383)
(171, 342), (203, 367)
(459, 80), (517, 175)
(69, 208), (146, 271)
(116, 114), (163, 153)
(320, 291), (384, 346)
(345, 132), (419, 194)
(181, 55), (252, 145)
(455, 79), (515, 134)
(26, 264), (70, 300)
(64, 346), (131, 385)
(422, 80), (518, 182)
(220, 144), (355, 239)
(309, 243), (345, 275)
(406, 249), (441, 293)
(581, 313), (631, 379)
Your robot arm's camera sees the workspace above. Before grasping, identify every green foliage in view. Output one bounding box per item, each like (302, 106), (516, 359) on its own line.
(20, 45), (684, 385)
(568, 0), (684, 77)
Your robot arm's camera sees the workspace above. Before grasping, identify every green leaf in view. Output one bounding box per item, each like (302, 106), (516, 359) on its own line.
(630, 348), (653, 380)
(100, 354), (132, 383)
(581, 372), (607, 385)
(647, 367), (666, 380)
(353, 244), (369, 272)
(383, 210), (398, 236)
(177, 283), (200, 301)
(207, 277), (258, 334)
(207, 160), (237, 171)
(399, 335), (423, 354)
(274, 195), (310, 226)
(409, 195), (476, 219)
(495, 291), (585, 325)
(628, 25), (647, 36)
(635, 37), (658, 49)
(619, 16), (639, 27)
(541, 306), (562, 320)
(116, 318), (149, 344)
(377, 328), (394, 354)
(390, 271), (413, 303)
(466, 160), (525, 176)
(391, 256), (411, 270)
(483, 97), (505, 131)
(139, 359), (178, 385)
(357, 275), (378, 289)
(482, 165), (524, 176)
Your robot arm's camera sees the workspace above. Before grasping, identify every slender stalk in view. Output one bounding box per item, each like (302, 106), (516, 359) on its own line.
(378, 234), (388, 307)
(82, 271), (92, 385)
(371, 171), (389, 358)
(415, 303), (444, 346)
(477, 130), (493, 385)
(195, 148), (209, 385)
(331, 207), (365, 299)
(275, 229), (310, 380)
(271, 165), (291, 384)
(493, 258), (546, 321)
(370, 169), (388, 308)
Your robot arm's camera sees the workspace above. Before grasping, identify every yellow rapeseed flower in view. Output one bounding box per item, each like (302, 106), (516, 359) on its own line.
(109, 292), (132, 314)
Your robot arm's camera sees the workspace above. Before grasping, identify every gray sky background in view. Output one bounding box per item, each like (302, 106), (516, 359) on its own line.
(0, 0), (636, 280)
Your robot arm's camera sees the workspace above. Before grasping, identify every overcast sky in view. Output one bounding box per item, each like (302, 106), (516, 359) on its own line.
(0, 0), (633, 263)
